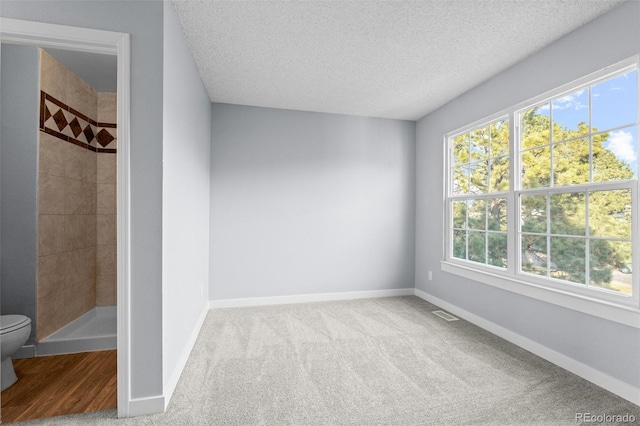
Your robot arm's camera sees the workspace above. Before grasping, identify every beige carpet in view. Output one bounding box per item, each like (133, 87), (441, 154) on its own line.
(10, 296), (640, 425)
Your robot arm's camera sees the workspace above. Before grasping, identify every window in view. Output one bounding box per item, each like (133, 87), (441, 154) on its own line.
(451, 118), (509, 268)
(445, 59), (639, 320)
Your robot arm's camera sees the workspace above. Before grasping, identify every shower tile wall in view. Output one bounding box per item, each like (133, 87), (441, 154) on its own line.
(96, 93), (117, 306)
(37, 50), (117, 340)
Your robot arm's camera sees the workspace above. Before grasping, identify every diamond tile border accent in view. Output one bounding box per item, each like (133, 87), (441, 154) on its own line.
(39, 91), (117, 154)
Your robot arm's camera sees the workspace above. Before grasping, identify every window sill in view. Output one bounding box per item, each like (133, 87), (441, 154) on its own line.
(441, 260), (640, 329)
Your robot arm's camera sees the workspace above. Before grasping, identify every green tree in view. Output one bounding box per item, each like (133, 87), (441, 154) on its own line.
(452, 120), (509, 267)
(519, 108), (632, 287)
(454, 110), (633, 290)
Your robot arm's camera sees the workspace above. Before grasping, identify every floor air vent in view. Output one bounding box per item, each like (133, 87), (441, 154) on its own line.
(432, 310), (459, 321)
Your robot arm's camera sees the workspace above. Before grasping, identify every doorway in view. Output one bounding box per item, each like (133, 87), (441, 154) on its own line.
(0, 18), (131, 419)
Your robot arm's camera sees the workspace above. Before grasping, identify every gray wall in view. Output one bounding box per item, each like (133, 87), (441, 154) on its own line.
(0, 0), (165, 399)
(162, 1), (211, 390)
(210, 104), (416, 300)
(0, 44), (39, 345)
(45, 48), (117, 93)
(416, 1), (640, 388)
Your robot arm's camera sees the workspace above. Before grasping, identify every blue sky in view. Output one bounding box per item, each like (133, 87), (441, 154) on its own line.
(539, 70), (638, 176)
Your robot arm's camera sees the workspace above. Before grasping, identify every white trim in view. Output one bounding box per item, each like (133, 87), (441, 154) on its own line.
(210, 288), (415, 309)
(441, 260), (640, 328)
(0, 17), (123, 54)
(13, 344), (36, 360)
(163, 305), (209, 410)
(447, 112), (511, 140)
(127, 395), (166, 418)
(0, 17), (133, 419)
(116, 30), (132, 420)
(414, 289), (640, 406)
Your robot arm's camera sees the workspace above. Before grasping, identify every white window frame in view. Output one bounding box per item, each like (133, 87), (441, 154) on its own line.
(442, 56), (640, 328)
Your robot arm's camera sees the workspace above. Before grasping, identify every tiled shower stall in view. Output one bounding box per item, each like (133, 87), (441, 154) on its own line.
(36, 49), (117, 341)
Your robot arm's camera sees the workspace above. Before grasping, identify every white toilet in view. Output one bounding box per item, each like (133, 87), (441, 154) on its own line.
(0, 315), (31, 391)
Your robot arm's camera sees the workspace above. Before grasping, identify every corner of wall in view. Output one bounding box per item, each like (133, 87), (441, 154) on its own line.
(162, 304), (209, 409)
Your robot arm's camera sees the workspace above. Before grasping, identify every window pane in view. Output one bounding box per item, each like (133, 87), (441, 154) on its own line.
(521, 195), (547, 233)
(488, 233), (507, 268)
(590, 240), (632, 295)
(589, 189), (632, 239)
(489, 156), (509, 192)
(490, 119), (509, 156)
(550, 236), (585, 284)
(521, 104), (550, 149)
(453, 164), (469, 195)
(521, 146), (551, 189)
(467, 199), (486, 230)
(470, 127), (489, 161)
(452, 201), (467, 229)
(453, 230), (467, 259)
(550, 192), (585, 236)
(521, 234), (548, 276)
(487, 198), (507, 231)
(552, 89), (589, 138)
(470, 161), (488, 194)
(552, 138), (590, 186)
(453, 133), (469, 164)
(468, 231), (486, 263)
(592, 70), (638, 132)
(593, 126), (638, 181)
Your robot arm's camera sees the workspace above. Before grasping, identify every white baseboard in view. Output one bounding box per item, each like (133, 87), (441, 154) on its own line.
(125, 394), (165, 418)
(210, 288), (414, 309)
(163, 303), (209, 410)
(414, 288), (640, 407)
(14, 344), (36, 359)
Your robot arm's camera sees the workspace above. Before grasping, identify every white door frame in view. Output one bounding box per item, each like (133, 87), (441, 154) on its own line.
(0, 18), (132, 418)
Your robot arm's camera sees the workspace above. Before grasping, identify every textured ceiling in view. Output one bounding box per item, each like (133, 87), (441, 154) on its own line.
(172, 0), (624, 121)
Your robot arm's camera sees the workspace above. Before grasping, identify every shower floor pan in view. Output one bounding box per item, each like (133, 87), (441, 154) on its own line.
(37, 306), (116, 356)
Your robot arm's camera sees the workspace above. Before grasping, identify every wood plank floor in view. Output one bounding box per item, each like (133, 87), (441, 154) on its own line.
(1, 350), (117, 423)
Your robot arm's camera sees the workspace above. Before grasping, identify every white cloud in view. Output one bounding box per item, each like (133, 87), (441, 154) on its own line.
(553, 90), (587, 110)
(553, 101), (587, 111)
(607, 130), (636, 163)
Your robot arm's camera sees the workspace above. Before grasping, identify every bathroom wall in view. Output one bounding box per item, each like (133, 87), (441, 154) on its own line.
(0, 44), (39, 346)
(37, 50), (117, 339)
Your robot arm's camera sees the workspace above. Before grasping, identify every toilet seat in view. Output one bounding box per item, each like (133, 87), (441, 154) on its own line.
(0, 315), (31, 335)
